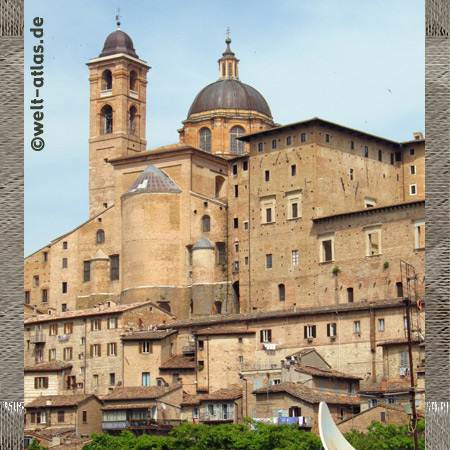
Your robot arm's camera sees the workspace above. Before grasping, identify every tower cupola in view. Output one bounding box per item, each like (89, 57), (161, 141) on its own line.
(218, 37), (239, 80)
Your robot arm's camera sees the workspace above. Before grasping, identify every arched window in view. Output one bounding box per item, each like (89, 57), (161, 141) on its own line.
(230, 126), (246, 154)
(130, 70), (137, 91)
(101, 70), (112, 90)
(278, 284), (286, 302)
(96, 229), (105, 244)
(215, 176), (225, 199)
(202, 215), (211, 233)
(100, 105), (113, 134)
(129, 106), (137, 134)
(199, 128), (212, 153)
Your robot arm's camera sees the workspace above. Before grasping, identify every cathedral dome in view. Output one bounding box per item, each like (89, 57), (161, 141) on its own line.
(100, 29), (139, 59)
(187, 79), (272, 119)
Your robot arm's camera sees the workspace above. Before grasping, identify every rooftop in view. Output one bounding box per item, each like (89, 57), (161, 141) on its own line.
(181, 387), (243, 406)
(294, 365), (362, 380)
(359, 381), (413, 394)
(26, 394), (96, 408)
(195, 328), (256, 336)
(101, 385), (181, 401)
(24, 362), (72, 373)
(160, 354), (196, 370)
(121, 329), (178, 341)
(253, 382), (359, 405)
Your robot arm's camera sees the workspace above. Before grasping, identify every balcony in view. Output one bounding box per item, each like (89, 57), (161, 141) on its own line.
(31, 334), (46, 344)
(102, 418), (179, 431)
(182, 343), (195, 354)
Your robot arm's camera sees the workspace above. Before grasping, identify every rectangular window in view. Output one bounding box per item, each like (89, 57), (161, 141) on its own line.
(287, 190), (302, 220)
(109, 373), (115, 385)
(93, 374), (99, 386)
(292, 250), (299, 266)
(266, 208), (272, 223)
(92, 344), (100, 357)
(58, 411), (65, 423)
(234, 185), (238, 197)
(286, 136), (292, 145)
(82, 411), (87, 423)
(327, 323), (337, 337)
(233, 218), (238, 229)
(43, 251), (48, 262)
(258, 142), (263, 152)
(244, 221), (249, 230)
(254, 379), (263, 390)
(400, 351), (408, 368)
(410, 165), (416, 175)
(62, 258), (68, 268)
(216, 242), (226, 264)
(301, 133), (306, 143)
(233, 261), (239, 272)
(395, 152), (402, 162)
(110, 255), (120, 280)
(49, 349), (56, 361)
(244, 256), (249, 265)
(410, 184), (417, 195)
(366, 229), (381, 256)
(62, 304), (67, 312)
(49, 324), (58, 336)
(25, 291), (30, 304)
(410, 148), (415, 155)
(403, 316), (408, 329)
(83, 261), (91, 282)
(185, 245), (193, 265)
(140, 341), (153, 354)
(243, 160), (248, 171)
(378, 149), (382, 161)
(142, 372), (150, 386)
(172, 373), (180, 384)
(232, 164), (238, 175)
(34, 276), (39, 287)
(37, 411), (46, 424)
(334, 382), (339, 394)
(64, 322), (73, 334)
(62, 282), (67, 294)
(325, 134), (330, 143)
(264, 170), (270, 182)
(108, 317), (118, 329)
(91, 319), (101, 331)
(350, 140), (354, 149)
(260, 329), (272, 343)
(320, 236), (334, 262)
(347, 288), (354, 302)
(64, 347), (73, 361)
(238, 355), (244, 363)
(108, 342), (117, 356)
(354, 321), (361, 334)
(265, 254), (272, 269)
(291, 164), (296, 176)
(414, 221), (425, 249)
(291, 202), (298, 219)
(42, 289), (48, 303)
(349, 168), (354, 181)
(378, 318), (385, 331)
(364, 146), (369, 158)
(272, 139), (277, 149)
(390, 153), (394, 165)
(304, 325), (316, 339)
(63, 241), (68, 250)
(198, 340), (204, 351)
(289, 406), (301, 417)
(34, 377), (48, 389)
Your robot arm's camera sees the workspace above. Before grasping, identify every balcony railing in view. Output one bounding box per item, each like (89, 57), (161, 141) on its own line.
(182, 343), (195, 354)
(192, 411), (235, 423)
(31, 334), (46, 344)
(102, 420), (130, 430)
(102, 419), (180, 430)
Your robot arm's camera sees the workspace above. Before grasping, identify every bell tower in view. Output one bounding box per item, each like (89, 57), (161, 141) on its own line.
(86, 23), (150, 217)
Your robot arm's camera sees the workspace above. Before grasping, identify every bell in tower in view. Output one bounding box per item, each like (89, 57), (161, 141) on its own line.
(86, 21), (151, 217)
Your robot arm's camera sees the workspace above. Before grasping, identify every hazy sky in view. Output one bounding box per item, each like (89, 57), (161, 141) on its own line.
(24, 0), (424, 256)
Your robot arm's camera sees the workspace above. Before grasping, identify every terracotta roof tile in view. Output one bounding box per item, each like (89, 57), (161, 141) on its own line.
(26, 394), (96, 408)
(160, 354), (196, 370)
(252, 382), (359, 405)
(295, 365), (362, 380)
(24, 362), (72, 372)
(359, 381), (413, 394)
(102, 403), (156, 410)
(24, 301), (158, 324)
(195, 328), (256, 336)
(101, 385), (181, 401)
(181, 388), (243, 406)
(158, 299), (406, 329)
(122, 330), (177, 341)
(377, 338), (422, 346)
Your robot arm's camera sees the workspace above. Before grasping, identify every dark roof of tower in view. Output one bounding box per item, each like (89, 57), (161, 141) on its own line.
(187, 79), (272, 119)
(192, 236), (214, 250)
(100, 29), (139, 58)
(122, 165), (181, 198)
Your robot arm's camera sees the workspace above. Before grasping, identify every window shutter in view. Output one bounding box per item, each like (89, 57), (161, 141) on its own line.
(260, 331), (263, 342)
(115, 317), (118, 328)
(289, 407), (293, 417)
(150, 342), (153, 354)
(91, 321), (93, 331)
(44, 377), (49, 388)
(107, 319), (110, 329)
(327, 324), (330, 337)
(34, 377), (38, 389)
(268, 330), (272, 342)
(48, 349), (51, 360)
(107, 344), (110, 356)
(98, 319), (102, 330)
(31, 412), (35, 424)
(55, 324), (58, 335)
(90, 345), (93, 357)
(139, 342), (142, 354)
(70, 347), (73, 360)
(304, 326), (307, 339)
(98, 345), (102, 357)
(313, 326), (316, 338)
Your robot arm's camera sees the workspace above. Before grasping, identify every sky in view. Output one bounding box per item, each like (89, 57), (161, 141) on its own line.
(24, 0), (424, 256)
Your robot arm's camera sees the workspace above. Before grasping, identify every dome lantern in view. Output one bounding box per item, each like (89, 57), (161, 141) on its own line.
(218, 37), (239, 80)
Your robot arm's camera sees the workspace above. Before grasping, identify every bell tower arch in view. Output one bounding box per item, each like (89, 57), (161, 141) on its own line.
(86, 26), (150, 217)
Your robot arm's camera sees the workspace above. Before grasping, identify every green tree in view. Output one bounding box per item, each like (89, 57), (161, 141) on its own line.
(28, 439), (48, 450)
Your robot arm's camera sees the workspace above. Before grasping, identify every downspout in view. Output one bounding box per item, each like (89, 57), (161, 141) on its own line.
(336, 311), (341, 371)
(84, 319), (87, 394)
(207, 336), (210, 392)
(248, 155), (252, 312)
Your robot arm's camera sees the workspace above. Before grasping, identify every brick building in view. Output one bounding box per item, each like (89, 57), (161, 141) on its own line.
(24, 25), (425, 436)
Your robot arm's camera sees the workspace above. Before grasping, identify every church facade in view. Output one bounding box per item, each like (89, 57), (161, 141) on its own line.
(24, 27), (425, 438)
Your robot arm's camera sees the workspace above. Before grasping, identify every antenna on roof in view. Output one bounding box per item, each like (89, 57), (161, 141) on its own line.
(116, 7), (121, 29)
